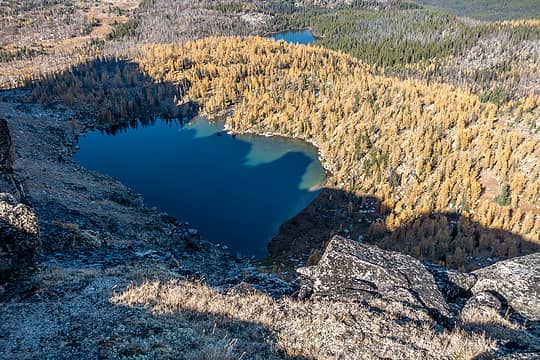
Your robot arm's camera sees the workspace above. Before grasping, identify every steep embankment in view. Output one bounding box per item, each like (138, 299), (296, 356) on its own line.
(137, 37), (539, 269)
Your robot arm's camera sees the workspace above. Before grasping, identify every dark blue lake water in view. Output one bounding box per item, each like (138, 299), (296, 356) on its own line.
(74, 118), (325, 258)
(267, 30), (317, 45)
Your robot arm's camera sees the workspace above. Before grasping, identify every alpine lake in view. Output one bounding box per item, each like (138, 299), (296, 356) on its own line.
(74, 30), (322, 258)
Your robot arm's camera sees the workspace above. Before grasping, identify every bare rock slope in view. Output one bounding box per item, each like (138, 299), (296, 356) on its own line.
(298, 235), (451, 320)
(471, 253), (540, 322)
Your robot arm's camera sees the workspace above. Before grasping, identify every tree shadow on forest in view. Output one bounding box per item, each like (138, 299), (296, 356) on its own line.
(270, 187), (539, 272)
(18, 57), (199, 129)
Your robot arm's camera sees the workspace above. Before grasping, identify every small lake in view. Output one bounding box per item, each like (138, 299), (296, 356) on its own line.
(74, 118), (325, 258)
(267, 30), (317, 45)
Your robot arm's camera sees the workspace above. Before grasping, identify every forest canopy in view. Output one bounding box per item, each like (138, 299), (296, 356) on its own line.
(136, 37), (539, 268)
(8, 0), (540, 270)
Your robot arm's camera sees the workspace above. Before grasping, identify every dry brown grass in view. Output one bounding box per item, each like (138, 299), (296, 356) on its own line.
(1, 247), (501, 359)
(460, 306), (540, 353)
(112, 280), (496, 359)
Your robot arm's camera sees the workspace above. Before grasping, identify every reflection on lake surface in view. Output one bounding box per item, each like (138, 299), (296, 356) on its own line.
(74, 117), (325, 258)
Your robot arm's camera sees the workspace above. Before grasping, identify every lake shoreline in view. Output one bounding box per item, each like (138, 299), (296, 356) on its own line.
(76, 116), (327, 259)
(263, 27), (325, 41)
(225, 123), (381, 271)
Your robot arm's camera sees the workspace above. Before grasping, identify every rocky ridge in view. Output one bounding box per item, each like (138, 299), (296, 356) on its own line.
(471, 253), (540, 322)
(297, 236), (451, 320)
(298, 236), (540, 355)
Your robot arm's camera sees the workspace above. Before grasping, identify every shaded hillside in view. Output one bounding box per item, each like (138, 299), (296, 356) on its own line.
(26, 58), (197, 127)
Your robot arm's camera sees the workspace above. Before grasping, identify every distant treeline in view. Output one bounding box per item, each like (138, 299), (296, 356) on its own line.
(412, 0), (540, 21)
(272, 7), (540, 100)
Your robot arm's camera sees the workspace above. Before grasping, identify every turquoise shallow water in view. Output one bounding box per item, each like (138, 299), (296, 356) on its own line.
(267, 30), (317, 45)
(74, 118), (325, 258)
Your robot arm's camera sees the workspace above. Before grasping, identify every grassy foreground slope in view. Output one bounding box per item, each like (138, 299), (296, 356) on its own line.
(137, 37), (539, 269)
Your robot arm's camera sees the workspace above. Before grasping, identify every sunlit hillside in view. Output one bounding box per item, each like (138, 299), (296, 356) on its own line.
(136, 37), (540, 268)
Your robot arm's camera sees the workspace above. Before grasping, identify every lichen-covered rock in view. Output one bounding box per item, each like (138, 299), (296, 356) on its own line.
(471, 253), (540, 321)
(225, 267), (298, 298)
(495, 353), (540, 359)
(0, 194), (40, 282)
(297, 235), (450, 319)
(0, 118), (22, 201)
(226, 282), (262, 297)
(424, 262), (477, 301)
(461, 291), (505, 316)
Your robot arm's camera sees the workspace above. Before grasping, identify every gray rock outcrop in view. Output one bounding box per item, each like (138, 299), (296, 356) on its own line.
(461, 290), (505, 316)
(495, 353), (540, 359)
(424, 262), (477, 301)
(0, 194), (40, 282)
(471, 252), (540, 321)
(0, 118), (22, 200)
(0, 118), (39, 282)
(297, 235), (450, 320)
(0, 119), (14, 171)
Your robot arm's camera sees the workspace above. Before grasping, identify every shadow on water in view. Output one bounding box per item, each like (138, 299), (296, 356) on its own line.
(101, 104), (199, 135)
(74, 118), (321, 258)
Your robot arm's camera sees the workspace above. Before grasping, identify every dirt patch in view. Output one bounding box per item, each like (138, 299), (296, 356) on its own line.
(479, 170), (500, 203)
